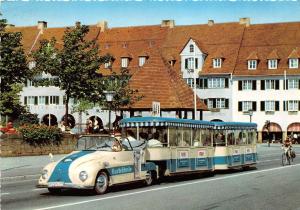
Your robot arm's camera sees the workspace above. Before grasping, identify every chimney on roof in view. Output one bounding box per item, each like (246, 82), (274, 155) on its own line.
(208, 20), (214, 26)
(37, 21), (47, 30)
(97, 21), (108, 32)
(161, 20), (175, 28)
(239, 17), (250, 27)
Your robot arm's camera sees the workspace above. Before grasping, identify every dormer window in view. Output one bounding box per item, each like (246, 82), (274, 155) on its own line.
(248, 60), (257, 70)
(289, 58), (299, 69)
(189, 44), (194, 53)
(213, 58), (222, 68)
(185, 57), (198, 70)
(104, 61), (111, 69)
(121, 58), (129, 68)
(139, 56), (146, 67)
(268, 59), (278, 69)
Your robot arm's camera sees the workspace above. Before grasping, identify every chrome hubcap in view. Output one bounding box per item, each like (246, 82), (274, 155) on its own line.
(97, 175), (106, 188)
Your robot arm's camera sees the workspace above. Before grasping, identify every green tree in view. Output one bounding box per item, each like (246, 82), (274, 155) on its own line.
(0, 18), (32, 123)
(32, 25), (105, 128)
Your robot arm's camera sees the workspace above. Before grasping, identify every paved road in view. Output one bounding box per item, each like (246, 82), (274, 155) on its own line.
(1, 144), (300, 210)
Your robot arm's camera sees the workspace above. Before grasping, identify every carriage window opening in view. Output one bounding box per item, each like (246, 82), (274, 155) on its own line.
(227, 130), (235, 146)
(202, 129), (211, 146)
(214, 130), (225, 146)
(169, 127), (178, 146)
(192, 128), (202, 146)
(181, 128), (191, 146)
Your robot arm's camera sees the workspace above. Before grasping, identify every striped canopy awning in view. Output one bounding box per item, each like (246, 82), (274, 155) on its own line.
(263, 122), (282, 132)
(287, 122), (300, 132)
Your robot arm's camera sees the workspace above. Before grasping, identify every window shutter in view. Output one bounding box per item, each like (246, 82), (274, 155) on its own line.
(238, 81), (242, 91)
(24, 96), (27, 105)
(283, 101), (286, 111)
(185, 59), (188, 69)
(238, 102), (242, 112)
(298, 80), (300, 89)
(199, 78), (203, 88)
(46, 96), (49, 105)
(298, 101), (300, 111)
(225, 99), (229, 109)
(34, 96), (38, 105)
(252, 80), (256, 90)
(275, 101), (279, 111)
(261, 101), (265, 111)
(213, 99), (216, 108)
(225, 78), (229, 88)
(204, 79), (208, 88)
(56, 96), (59, 105)
(195, 58), (198, 69)
(204, 99), (208, 105)
(261, 80), (265, 90)
(285, 80), (289, 90)
(275, 80), (280, 90)
(252, 102), (257, 111)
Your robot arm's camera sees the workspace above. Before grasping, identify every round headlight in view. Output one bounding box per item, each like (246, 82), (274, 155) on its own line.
(79, 171), (88, 182)
(42, 169), (48, 179)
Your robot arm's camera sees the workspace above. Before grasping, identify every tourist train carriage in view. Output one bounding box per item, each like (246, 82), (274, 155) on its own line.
(212, 122), (257, 170)
(119, 117), (216, 177)
(37, 117), (257, 195)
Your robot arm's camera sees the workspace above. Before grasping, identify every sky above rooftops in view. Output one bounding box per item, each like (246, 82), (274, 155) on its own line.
(1, 1), (300, 28)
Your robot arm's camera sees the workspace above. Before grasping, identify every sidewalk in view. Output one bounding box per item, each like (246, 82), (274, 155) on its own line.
(1, 154), (65, 181)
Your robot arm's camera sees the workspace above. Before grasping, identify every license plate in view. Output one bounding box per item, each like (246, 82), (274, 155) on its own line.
(48, 182), (64, 187)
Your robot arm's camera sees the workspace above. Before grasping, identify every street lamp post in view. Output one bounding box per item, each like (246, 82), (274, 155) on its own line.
(248, 109), (253, 122)
(193, 42), (197, 120)
(104, 91), (115, 134)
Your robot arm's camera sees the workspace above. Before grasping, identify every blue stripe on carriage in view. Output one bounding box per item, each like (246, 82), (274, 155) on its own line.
(106, 162), (157, 176)
(48, 150), (96, 183)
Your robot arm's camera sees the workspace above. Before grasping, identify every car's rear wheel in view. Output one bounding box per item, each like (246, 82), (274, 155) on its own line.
(94, 171), (109, 195)
(48, 188), (61, 194)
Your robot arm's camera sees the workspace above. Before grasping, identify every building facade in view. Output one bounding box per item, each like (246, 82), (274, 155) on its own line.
(8, 18), (300, 141)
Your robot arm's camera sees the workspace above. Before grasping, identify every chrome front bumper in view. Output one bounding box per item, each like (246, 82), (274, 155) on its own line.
(37, 182), (94, 190)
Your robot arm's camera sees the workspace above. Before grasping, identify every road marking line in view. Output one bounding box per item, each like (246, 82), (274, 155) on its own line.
(2, 179), (39, 184)
(32, 189), (45, 191)
(35, 163), (300, 210)
(0, 174), (40, 181)
(1, 193), (10, 195)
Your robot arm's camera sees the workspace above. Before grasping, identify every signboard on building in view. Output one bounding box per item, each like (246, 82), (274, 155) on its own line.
(152, 101), (160, 117)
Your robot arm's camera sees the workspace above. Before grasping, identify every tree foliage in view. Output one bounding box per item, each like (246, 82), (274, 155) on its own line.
(32, 25), (104, 127)
(0, 18), (32, 120)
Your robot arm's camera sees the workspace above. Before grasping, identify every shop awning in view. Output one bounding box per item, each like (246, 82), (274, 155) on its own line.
(263, 122), (282, 132)
(287, 122), (300, 132)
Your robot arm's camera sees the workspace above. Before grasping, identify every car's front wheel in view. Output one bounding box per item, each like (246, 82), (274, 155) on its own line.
(94, 171), (109, 195)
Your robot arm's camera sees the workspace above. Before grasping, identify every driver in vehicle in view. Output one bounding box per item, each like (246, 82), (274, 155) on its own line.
(112, 139), (122, 152)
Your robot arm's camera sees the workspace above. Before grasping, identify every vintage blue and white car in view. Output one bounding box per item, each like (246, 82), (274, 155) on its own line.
(37, 135), (157, 194)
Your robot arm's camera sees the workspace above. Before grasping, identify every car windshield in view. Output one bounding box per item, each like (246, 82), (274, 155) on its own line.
(76, 135), (147, 151)
(76, 136), (118, 151)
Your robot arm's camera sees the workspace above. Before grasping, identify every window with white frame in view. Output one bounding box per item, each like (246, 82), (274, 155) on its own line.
(208, 78), (225, 89)
(242, 80), (252, 90)
(265, 80), (276, 90)
(288, 79), (299, 89)
(205, 98), (229, 109)
(49, 96), (59, 105)
(288, 100), (298, 111)
(268, 59), (277, 69)
(121, 58), (128, 68)
(24, 96), (38, 105)
(265, 101), (275, 111)
(189, 44), (194, 53)
(289, 58), (299, 69)
(213, 58), (222, 68)
(186, 78), (194, 88)
(248, 60), (257, 70)
(242, 101), (253, 112)
(139, 57), (146, 67)
(104, 61), (111, 69)
(207, 99), (214, 109)
(38, 96), (46, 105)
